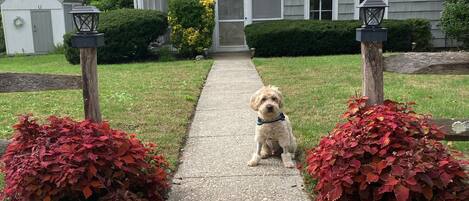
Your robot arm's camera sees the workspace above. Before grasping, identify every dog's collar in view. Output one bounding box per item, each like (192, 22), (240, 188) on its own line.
(257, 113), (286, 126)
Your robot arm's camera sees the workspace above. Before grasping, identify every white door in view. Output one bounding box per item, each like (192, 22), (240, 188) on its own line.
(214, 0), (284, 52)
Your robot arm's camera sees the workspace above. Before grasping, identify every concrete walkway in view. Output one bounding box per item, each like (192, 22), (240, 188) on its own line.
(169, 53), (310, 201)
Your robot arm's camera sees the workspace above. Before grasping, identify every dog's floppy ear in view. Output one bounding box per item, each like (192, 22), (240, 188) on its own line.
(270, 85), (284, 108)
(250, 88), (262, 111)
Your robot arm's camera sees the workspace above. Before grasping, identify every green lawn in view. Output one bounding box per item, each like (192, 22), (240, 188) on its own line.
(0, 54), (212, 168)
(254, 54), (469, 156)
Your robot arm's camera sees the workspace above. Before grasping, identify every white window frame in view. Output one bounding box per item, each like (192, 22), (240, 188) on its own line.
(305, 0), (338, 20)
(251, 0), (284, 22)
(354, 0), (388, 20)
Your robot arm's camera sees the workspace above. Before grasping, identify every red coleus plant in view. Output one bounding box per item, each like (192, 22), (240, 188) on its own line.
(306, 97), (468, 201)
(1, 115), (170, 201)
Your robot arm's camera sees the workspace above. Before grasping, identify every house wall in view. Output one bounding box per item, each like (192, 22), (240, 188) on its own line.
(1, 0), (66, 54)
(134, 0), (167, 12)
(337, 0), (457, 48)
(284, 0), (304, 19)
(135, 0), (305, 20)
(387, 0), (456, 48)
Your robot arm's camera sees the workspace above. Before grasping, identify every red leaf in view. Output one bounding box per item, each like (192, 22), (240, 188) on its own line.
(328, 184), (342, 201)
(440, 172), (452, 186)
(121, 155), (135, 164)
(89, 164), (97, 176)
(375, 160), (388, 173)
(350, 159), (361, 168)
(405, 177), (417, 186)
(342, 176), (353, 185)
(82, 185), (93, 199)
(439, 160), (449, 167)
(385, 177), (399, 186)
(392, 166), (404, 176)
(366, 172), (379, 183)
(98, 135), (109, 141)
(117, 143), (130, 156)
(90, 180), (104, 188)
(394, 184), (409, 201)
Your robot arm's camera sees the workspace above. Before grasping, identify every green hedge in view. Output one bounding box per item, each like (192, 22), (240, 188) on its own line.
(64, 9), (168, 64)
(0, 14), (5, 53)
(245, 19), (432, 57)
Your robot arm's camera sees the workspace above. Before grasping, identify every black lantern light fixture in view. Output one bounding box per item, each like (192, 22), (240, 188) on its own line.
(70, 6), (104, 48)
(356, 0), (388, 42)
(70, 6), (101, 34)
(358, 0), (388, 28)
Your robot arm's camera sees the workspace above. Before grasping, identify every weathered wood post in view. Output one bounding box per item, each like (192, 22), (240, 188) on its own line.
(356, 0), (388, 106)
(70, 6), (105, 123)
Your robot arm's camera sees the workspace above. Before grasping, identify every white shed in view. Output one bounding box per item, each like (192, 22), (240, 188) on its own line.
(0, 0), (82, 55)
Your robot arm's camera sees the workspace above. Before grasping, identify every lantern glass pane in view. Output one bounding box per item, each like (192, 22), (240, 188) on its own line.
(73, 13), (98, 33)
(364, 7), (384, 27)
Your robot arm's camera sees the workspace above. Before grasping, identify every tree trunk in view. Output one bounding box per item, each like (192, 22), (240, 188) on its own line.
(361, 42), (384, 106)
(80, 48), (102, 123)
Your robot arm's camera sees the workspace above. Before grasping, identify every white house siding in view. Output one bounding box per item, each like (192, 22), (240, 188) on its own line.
(284, 0), (304, 19)
(387, 0), (456, 48)
(338, 0), (355, 20)
(134, 0), (167, 12)
(336, 0), (457, 48)
(1, 0), (67, 54)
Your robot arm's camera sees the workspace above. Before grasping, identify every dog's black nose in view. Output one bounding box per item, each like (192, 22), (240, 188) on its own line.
(267, 105), (273, 111)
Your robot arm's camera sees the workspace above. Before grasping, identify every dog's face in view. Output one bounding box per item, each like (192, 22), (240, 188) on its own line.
(250, 86), (283, 116)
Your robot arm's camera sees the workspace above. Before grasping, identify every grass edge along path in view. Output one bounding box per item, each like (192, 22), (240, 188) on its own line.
(0, 54), (213, 170)
(254, 54), (468, 194)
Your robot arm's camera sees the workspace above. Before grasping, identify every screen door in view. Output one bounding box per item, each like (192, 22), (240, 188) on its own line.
(217, 0), (246, 49)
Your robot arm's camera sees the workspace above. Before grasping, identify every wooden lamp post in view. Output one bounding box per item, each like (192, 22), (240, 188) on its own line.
(356, 0), (388, 106)
(70, 6), (105, 123)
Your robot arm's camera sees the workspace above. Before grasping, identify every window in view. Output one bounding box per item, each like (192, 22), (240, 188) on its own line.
(310, 0), (332, 20)
(253, 0), (282, 20)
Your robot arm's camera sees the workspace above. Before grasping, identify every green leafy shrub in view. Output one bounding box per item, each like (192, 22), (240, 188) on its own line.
(168, 0), (215, 57)
(407, 19), (433, 51)
(90, 0), (134, 11)
(64, 9), (168, 64)
(441, 0), (469, 49)
(64, 33), (80, 64)
(245, 19), (432, 57)
(2, 115), (170, 200)
(306, 97), (469, 201)
(0, 14), (5, 53)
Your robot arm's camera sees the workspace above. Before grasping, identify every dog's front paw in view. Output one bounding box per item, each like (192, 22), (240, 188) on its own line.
(283, 161), (295, 168)
(248, 153), (261, 167)
(247, 160), (259, 167)
(281, 153), (295, 168)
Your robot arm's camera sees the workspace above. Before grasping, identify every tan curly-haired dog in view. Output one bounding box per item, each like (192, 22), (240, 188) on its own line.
(247, 86), (297, 168)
